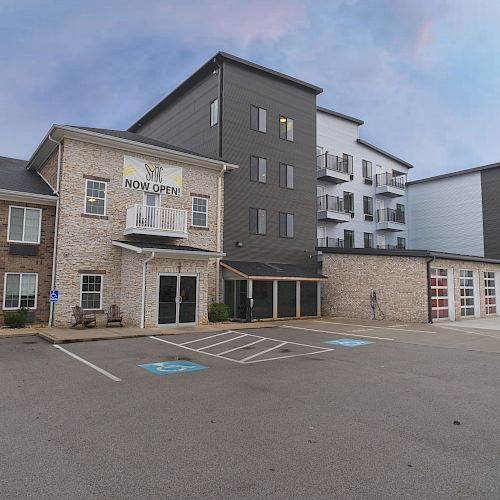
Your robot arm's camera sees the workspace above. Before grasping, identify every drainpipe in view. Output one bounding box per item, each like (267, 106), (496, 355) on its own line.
(47, 135), (62, 327)
(426, 255), (436, 324)
(215, 165), (227, 302)
(141, 252), (155, 328)
(213, 56), (223, 158)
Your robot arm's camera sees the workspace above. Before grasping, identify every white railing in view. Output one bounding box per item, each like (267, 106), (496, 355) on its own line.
(126, 205), (188, 234)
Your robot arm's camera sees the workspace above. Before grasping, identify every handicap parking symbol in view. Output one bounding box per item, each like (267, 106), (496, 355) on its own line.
(323, 338), (374, 347)
(139, 360), (208, 375)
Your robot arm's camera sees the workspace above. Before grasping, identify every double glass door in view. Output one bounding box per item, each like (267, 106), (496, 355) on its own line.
(158, 274), (197, 325)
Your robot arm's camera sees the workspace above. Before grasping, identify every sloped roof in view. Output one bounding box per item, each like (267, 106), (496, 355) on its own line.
(221, 260), (326, 280)
(0, 155), (54, 196)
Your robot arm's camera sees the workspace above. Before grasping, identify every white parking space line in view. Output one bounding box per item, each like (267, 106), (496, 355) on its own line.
(53, 345), (122, 382)
(283, 325), (394, 341)
(218, 337), (267, 355)
(180, 331), (232, 346)
(314, 320), (436, 334)
(435, 324), (500, 340)
(246, 349), (335, 364)
(198, 334), (248, 351)
(239, 341), (287, 362)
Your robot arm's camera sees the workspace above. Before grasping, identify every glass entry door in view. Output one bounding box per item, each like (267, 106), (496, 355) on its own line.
(158, 274), (198, 325)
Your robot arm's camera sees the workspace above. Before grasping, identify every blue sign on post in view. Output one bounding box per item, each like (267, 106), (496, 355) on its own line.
(49, 290), (59, 303)
(323, 338), (374, 347)
(139, 360), (208, 375)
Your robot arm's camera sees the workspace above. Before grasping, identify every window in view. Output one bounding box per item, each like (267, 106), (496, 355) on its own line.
(344, 192), (354, 214)
(250, 156), (267, 183)
(3, 273), (37, 309)
(342, 154), (353, 174)
(363, 196), (373, 221)
(279, 163), (294, 189)
(431, 268), (449, 319)
(364, 232), (373, 249)
(279, 212), (294, 238)
(279, 115), (294, 141)
(316, 146), (324, 157)
(344, 230), (354, 249)
(249, 208), (266, 235)
(484, 272), (497, 315)
(8, 206), (41, 244)
(460, 270), (475, 317)
(80, 275), (103, 310)
(210, 98), (218, 127)
(84, 180), (106, 216)
(397, 237), (406, 249)
(362, 160), (372, 180)
(192, 197), (208, 227)
(396, 203), (405, 224)
(251, 105), (267, 133)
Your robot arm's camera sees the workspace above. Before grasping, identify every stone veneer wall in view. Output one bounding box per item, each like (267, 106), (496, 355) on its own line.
(51, 138), (222, 327)
(322, 254), (429, 323)
(0, 200), (55, 325)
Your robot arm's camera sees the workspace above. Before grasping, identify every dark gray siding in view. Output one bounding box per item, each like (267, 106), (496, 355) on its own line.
(221, 60), (317, 266)
(135, 68), (219, 158)
(481, 168), (500, 259)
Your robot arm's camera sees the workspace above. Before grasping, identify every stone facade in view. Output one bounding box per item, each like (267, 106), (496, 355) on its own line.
(0, 199), (55, 325)
(50, 137), (224, 327)
(322, 253), (500, 323)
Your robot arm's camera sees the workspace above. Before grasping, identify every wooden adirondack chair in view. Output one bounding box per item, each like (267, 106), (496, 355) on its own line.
(71, 306), (97, 328)
(106, 304), (123, 327)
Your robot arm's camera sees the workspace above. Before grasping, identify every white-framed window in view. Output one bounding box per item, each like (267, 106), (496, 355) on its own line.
(484, 271), (497, 315)
(7, 206), (42, 244)
(431, 268), (449, 320)
(84, 179), (107, 216)
(210, 98), (219, 127)
(192, 197), (208, 228)
(3, 273), (38, 310)
(80, 274), (103, 310)
(460, 270), (475, 317)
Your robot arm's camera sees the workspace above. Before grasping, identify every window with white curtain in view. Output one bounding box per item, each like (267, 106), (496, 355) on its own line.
(3, 273), (38, 309)
(8, 206), (41, 243)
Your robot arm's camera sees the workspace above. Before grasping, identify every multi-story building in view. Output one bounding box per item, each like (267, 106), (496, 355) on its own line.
(0, 155), (56, 325)
(407, 162), (500, 259)
(316, 107), (413, 252)
(129, 52), (324, 320)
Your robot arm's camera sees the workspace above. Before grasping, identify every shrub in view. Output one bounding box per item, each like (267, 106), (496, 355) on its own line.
(3, 307), (30, 328)
(209, 302), (230, 322)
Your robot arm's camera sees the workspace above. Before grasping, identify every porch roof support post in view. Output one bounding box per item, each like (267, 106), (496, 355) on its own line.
(296, 281), (301, 318)
(273, 280), (278, 319)
(141, 252), (155, 329)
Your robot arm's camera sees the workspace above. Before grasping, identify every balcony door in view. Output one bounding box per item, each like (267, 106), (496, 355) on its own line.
(143, 193), (159, 228)
(158, 273), (198, 326)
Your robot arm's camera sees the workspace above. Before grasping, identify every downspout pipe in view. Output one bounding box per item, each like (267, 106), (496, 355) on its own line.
(213, 56), (223, 158)
(426, 256), (436, 324)
(47, 135), (62, 327)
(215, 165), (227, 302)
(141, 252), (155, 328)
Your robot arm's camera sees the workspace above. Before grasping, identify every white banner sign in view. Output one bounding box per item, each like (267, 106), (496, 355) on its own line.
(123, 155), (183, 196)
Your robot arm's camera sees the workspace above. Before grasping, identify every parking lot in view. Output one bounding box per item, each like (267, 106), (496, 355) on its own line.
(2, 319), (500, 499)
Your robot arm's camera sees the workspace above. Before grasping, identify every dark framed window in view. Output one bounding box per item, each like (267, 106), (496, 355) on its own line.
(343, 154), (353, 174)
(210, 98), (218, 127)
(279, 212), (294, 238)
(344, 192), (354, 214)
(363, 196), (373, 221)
(362, 160), (372, 182)
(344, 230), (354, 248)
(397, 237), (406, 249)
(279, 115), (294, 141)
(396, 203), (405, 223)
(364, 232), (374, 249)
(279, 163), (294, 189)
(249, 207), (266, 235)
(251, 105), (267, 133)
(250, 156), (267, 183)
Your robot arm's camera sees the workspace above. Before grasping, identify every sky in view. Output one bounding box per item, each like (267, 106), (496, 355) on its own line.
(1, 0), (500, 179)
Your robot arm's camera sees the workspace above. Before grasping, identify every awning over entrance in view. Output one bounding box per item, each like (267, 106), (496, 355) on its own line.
(112, 240), (225, 259)
(220, 260), (327, 280)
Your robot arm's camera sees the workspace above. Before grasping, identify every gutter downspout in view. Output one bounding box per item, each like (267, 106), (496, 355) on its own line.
(426, 256), (436, 324)
(215, 165), (227, 302)
(214, 56), (223, 158)
(47, 135), (62, 327)
(141, 252), (155, 329)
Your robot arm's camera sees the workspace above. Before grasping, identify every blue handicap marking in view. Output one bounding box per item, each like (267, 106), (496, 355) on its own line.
(323, 338), (374, 347)
(139, 360), (208, 375)
(49, 290), (59, 303)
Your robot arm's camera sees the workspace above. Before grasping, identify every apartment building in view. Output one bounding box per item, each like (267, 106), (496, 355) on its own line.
(316, 107), (412, 252)
(0, 156), (56, 325)
(408, 162), (500, 259)
(129, 52), (324, 321)
(23, 125), (235, 327)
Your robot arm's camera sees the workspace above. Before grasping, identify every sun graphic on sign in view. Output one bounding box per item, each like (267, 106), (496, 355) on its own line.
(123, 163), (139, 177)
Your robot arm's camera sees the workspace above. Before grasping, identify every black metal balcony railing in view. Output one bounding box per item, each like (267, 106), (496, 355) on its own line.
(375, 173), (406, 189)
(317, 237), (344, 248)
(377, 243), (406, 250)
(316, 152), (353, 175)
(377, 208), (405, 224)
(317, 195), (347, 213)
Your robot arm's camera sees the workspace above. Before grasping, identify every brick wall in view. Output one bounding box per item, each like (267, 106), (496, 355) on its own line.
(0, 199), (55, 325)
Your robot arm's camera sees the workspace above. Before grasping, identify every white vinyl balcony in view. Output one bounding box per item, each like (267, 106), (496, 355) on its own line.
(375, 173), (406, 197)
(124, 204), (188, 238)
